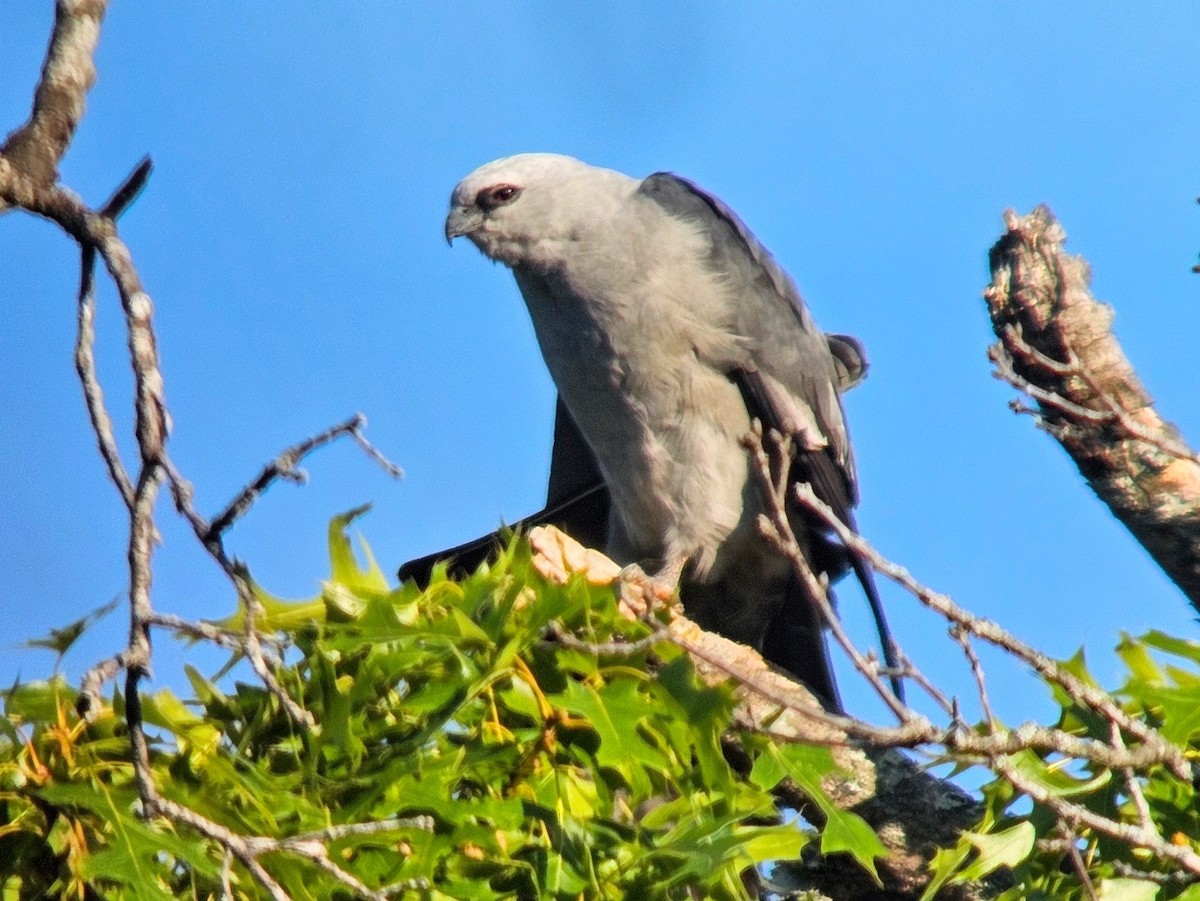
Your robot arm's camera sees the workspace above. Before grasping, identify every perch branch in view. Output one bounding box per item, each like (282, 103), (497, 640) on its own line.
(531, 523), (988, 901)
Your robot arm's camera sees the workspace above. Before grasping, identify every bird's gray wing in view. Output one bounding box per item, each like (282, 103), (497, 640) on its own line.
(637, 171), (859, 512)
(548, 398), (604, 507)
(397, 397), (609, 587)
(827, 333), (869, 392)
(636, 172), (858, 502)
(544, 396), (611, 549)
(637, 172), (901, 702)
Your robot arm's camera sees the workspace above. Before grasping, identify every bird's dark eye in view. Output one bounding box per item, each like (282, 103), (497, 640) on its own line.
(477, 184), (521, 210)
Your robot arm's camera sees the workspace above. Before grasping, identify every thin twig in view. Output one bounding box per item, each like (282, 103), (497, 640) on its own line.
(995, 756), (1200, 876)
(951, 625), (996, 732)
(745, 427), (911, 720)
(990, 344), (1115, 425)
(542, 620), (668, 657)
(145, 611), (286, 657)
(288, 817), (436, 843)
(791, 479), (1191, 781)
(205, 412), (399, 542)
(99, 156), (152, 219)
(1110, 860), (1200, 887)
(348, 414), (403, 478)
(74, 245), (135, 510)
(893, 646), (955, 718)
(78, 650), (128, 718)
(1000, 322), (1200, 465)
(1057, 825), (1098, 901)
(1110, 721), (1154, 833)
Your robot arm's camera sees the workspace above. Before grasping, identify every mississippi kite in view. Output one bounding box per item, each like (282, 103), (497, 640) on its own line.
(400, 154), (897, 710)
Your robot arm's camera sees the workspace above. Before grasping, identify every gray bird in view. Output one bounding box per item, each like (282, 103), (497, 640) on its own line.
(400, 154), (897, 710)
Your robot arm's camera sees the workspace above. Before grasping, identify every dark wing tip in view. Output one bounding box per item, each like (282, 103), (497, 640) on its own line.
(826, 333), (869, 391)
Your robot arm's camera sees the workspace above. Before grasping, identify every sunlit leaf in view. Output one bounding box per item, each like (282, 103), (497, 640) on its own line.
(1116, 633), (1165, 687)
(1140, 630), (1200, 666)
(769, 744), (885, 880)
(558, 678), (665, 796)
(24, 597), (119, 659)
(3, 678), (77, 724)
(959, 821), (1035, 880)
(1004, 748), (1111, 797)
(1095, 877), (1160, 900)
(328, 504), (390, 594)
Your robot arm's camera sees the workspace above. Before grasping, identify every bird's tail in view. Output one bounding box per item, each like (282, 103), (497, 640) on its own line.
(849, 550), (904, 703)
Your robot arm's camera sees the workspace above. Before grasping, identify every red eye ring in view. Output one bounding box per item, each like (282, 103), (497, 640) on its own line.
(477, 184), (521, 210)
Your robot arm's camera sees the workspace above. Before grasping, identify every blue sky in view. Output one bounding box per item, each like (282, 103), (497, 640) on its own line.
(2, 4), (1198, 723)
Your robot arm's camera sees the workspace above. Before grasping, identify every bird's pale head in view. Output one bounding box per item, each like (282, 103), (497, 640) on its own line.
(445, 153), (635, 267)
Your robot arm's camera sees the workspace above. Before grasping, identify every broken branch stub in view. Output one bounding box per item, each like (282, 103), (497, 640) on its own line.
(985, 206), (1200, 611)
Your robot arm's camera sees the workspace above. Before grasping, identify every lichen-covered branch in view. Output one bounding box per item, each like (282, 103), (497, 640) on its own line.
(985, 206), (1200, 611)
(0, 0), (107, 199)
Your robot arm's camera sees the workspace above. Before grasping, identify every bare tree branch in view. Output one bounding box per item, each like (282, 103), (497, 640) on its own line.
(75, 244), (136, 509)
(71, 156), (153, 516)
(985, 206), (1200, 612)
(204, 412), (399, 543)
(3, 7), (418, 897)
(790, 478), (1190, 779)
(0, 0), (107, 199)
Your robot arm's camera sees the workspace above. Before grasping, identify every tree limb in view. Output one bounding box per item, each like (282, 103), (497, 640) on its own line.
(0, 0), (107, 200)
(530, 524), (990, 900)
(985, 206), (1200, 612)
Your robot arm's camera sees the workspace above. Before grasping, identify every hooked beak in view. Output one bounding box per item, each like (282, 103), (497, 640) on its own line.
(444, 206), (481, 246)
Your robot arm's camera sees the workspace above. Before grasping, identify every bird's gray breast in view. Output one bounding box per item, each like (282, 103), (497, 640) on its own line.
(512, 237), (754, 573)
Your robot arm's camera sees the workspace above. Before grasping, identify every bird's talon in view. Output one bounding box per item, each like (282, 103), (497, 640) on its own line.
(616, 564), (681, 620)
